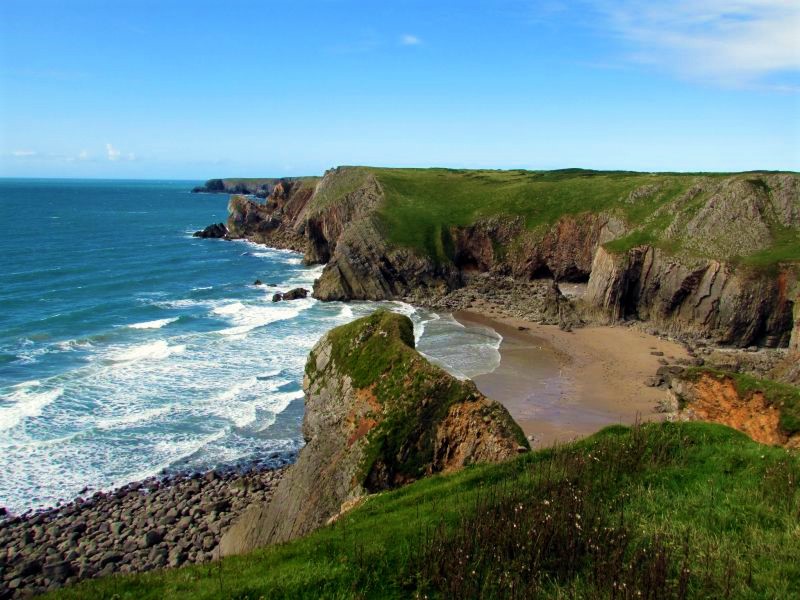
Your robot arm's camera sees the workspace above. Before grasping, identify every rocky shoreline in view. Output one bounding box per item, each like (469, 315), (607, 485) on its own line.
(1, 283), (791, 598)
(406, 272), (792, 381)
(0, 463), (288, 598)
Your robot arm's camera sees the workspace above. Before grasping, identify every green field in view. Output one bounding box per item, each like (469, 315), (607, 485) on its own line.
(370, 168), (714, 263)
(298, 167), (798, 268)
(50, 422), (800, 599)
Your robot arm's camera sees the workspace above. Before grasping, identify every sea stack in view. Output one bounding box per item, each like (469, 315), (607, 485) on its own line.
(219, 310), (528, 555)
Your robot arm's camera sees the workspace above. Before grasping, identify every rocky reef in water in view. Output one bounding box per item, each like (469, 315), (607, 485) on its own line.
(198, 167), (800, 350)
(219, 310), (527, 555)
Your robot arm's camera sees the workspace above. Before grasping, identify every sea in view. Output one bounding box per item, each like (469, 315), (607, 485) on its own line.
(0, 179), (502, 515)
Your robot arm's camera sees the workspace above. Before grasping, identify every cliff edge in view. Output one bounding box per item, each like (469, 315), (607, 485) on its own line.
(209, 167), (799, 348)
(219, 310), (527, 555)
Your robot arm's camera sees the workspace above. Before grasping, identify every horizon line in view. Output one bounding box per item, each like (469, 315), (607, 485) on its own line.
(2, 165), (800, 183)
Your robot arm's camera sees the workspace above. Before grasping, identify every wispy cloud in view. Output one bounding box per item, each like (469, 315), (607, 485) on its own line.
(400, 34), (422, 46)
(65, 150), (93, 163)
(11, 150), (37, 157)
(106, 143), (121, 161)
(591, 0), (800, 87)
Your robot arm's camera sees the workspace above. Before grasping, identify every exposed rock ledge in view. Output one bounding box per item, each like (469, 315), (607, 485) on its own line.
(197, 167), (799, 349)
(661, 369), (799, 449)
(219, 311), (528, 555)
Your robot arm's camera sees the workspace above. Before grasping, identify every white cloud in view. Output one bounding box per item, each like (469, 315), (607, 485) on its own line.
(11, 150), (37, 157)
(592, 0), (800, 86)
(400, 34), (422, 46)
(106, 143), (121, 161)
(78, 150), (89, 160)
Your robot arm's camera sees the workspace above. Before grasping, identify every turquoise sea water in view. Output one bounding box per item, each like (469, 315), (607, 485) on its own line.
(0, 179), (501, 514)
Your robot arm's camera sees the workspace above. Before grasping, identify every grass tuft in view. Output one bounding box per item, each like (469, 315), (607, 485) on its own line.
(48, 422), (800, 599)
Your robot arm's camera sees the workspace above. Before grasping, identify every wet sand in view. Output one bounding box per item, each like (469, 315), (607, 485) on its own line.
(454, 311), (689, 448)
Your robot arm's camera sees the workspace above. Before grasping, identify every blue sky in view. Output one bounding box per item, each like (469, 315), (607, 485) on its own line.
(1, 0), (798, 178)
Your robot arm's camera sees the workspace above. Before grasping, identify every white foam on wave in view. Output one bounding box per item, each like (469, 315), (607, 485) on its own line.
(95, 406), (173, 430)
(214, 297), (315, 337)
(11, 379), (41, 389)
(280, 264), (325, 288)
(385, 300), (418, 318)
(212, 302), (247, 316)
(110, 340), (186, 363)
(413, 311), (441, 345)
(252, 389), (305, 432)
(156, 298), (210, 309)
(196, 375), (303, 429)
(415, 314), (503, 380)
(128, 317), (179, 330)
(55, 339), (94, 352)
(0, 384), (64, 432)
(122, 429), (228, 485)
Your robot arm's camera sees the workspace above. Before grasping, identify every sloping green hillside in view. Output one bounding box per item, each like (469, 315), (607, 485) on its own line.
(374, 168), (689, 259)
(49, 422), (800, 599)
(304, 167), (799, 268)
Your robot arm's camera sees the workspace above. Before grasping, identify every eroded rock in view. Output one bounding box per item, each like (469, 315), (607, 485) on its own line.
(192, 223), (228, 239)
(219, 311), (527, 555)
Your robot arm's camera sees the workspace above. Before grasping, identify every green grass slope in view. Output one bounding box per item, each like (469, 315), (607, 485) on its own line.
(49, 422), (800, 599)
(373, 168), (689, 261)
(304, 167), (798, 268)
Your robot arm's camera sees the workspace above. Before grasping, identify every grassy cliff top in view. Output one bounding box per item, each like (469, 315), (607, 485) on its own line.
(49, 421), (800, 599)
(304, 166), (799, 268)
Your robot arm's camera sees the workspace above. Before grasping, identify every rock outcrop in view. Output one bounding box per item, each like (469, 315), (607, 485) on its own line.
(772, 285), (800, 385)
(219, 311), (527, 555)
(663, 370), (799, 449)
(191, 177), (315, 198)
(584, 247), (795, 347)
(271, 288), (308, 302)
(192, 223), (227, 238)
(201, 167), (798, 348)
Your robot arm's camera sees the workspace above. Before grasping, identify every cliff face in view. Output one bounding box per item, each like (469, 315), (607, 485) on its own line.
(219, 311), (527, 555)
(584, 247), (795, 347)
(665, 370), (800, 449)
(226, 179), (316, 252)
(219, 167), (799, 348)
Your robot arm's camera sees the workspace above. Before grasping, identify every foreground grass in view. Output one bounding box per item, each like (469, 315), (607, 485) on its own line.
(49, 422), (799, 599)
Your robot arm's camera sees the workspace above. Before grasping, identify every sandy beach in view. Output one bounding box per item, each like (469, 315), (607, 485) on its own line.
(455, 311), (689, 448)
